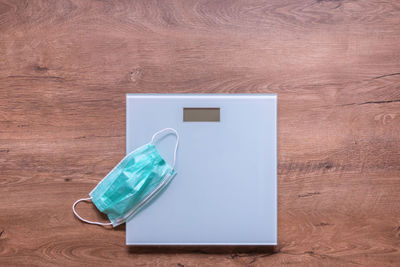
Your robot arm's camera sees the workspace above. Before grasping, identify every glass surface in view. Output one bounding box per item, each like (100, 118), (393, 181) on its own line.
(126, 94), (277, 245)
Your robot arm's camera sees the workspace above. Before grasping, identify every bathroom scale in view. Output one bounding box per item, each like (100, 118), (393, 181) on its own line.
(126, 94), (277, 245)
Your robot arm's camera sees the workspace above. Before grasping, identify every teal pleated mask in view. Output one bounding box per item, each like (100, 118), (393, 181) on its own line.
(72, 128), (179, 227)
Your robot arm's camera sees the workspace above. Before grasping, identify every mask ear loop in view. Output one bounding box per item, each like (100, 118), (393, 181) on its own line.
(151, 128), (179, 169)
(72, 197), (112, 226)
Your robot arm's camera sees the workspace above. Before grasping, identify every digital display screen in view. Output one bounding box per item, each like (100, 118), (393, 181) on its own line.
(183, 108), (220, 122)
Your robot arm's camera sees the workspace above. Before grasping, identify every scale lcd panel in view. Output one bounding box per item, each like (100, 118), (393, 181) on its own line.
(183, 108), (220, 122)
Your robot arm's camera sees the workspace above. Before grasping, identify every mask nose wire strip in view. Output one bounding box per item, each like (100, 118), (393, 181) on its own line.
(150, 128), (179, 169)
(72, 197), (113, 226)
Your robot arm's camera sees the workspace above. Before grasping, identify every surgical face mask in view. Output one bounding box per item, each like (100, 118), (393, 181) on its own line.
(72, 128), (179, 227)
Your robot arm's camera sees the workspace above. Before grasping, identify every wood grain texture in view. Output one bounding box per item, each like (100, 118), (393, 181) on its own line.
(1, 0), (400, 266)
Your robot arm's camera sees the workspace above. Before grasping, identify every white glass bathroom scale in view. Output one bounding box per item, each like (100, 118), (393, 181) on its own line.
(126, 94), (277, 245)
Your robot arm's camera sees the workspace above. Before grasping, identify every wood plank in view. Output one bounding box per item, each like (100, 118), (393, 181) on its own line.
(1, 0), (399, 265)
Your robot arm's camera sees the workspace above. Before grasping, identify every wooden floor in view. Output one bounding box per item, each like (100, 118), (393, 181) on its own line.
(1, 0), (400, 266)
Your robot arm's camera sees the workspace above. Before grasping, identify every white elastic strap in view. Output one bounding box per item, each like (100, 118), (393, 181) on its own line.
(151, 128), (179, 169)
(72, 197), (112, 226)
